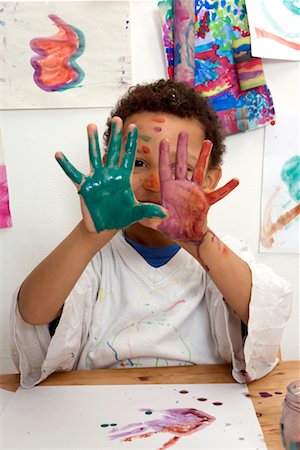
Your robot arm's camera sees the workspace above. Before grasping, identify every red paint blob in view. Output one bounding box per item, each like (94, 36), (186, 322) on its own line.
(197, 398), (207, 401)
(151, 116), (166, 123)
(270, 120), (276, 126)
(212, 402), (223, 406)
(141, 145), (150, 153)
(179, 390), (189, 394)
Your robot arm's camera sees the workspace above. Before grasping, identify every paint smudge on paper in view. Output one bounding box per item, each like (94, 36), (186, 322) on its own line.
(173, 0), (195, 86)
(30, 14), (85, 92)
(0, 164), (12, 228)
(108, 407), (215, 449)
(158, 0), (275, 135)
(261, 155), (300, 249)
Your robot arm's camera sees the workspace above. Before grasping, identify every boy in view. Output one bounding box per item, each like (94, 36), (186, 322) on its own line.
(11, 80), (292, 388)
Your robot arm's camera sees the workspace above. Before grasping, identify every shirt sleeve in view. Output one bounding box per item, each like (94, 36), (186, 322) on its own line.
(9, 255), (101, 388)
(205, 235), (292, 383)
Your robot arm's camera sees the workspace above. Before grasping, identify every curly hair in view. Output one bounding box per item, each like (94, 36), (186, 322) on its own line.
(103, 79), (226, 168)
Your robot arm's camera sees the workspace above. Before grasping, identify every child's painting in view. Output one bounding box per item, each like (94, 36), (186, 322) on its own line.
(158, 0), (275, 136)
(2, 384), (267, 449)
(260, 111), (300, 253)
(0, 135), (12, 228)
(245, 0), (300, 61)
(0, 1), (131, 109)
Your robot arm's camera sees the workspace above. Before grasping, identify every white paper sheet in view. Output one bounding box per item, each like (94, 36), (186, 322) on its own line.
(260, 111), (300, 253)
(2, 383), (267, 449)
(0, 1), (131, 109)
(245, 0), (300, 61)
(0, 388), (14, 416)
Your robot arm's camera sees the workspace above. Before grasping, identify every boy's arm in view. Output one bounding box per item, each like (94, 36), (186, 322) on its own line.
(155, 134), (250, 324)
(18, 222), (117, 325)
(18, 118), (166, 326)
(179, 232), (251, 324)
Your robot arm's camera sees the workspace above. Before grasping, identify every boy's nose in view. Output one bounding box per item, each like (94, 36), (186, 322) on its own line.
(143, 173), (160, 192)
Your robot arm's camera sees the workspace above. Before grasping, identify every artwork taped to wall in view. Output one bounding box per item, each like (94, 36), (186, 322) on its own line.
(0, 1), (131, 109)
(158, 0), (275, 136)
(2, 384), (267, 449)
(260, 111), (300, 253)
(0, 134), (12, 228)
(245, 0), (300, 61)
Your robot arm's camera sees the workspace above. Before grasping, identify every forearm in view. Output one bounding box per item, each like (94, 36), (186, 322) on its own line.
(18, 221), (117, 325)
(181, 229), (251, 324)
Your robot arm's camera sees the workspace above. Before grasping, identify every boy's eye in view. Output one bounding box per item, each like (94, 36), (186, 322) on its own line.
(134, 159), (147, 168)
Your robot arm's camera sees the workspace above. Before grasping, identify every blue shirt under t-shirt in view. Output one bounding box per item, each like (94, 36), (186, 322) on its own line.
(123, 231), (181, 268)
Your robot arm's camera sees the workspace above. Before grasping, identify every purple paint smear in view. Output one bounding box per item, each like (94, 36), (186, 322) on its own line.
(0, 164), (12, 228)
(108, 408), (215, 449)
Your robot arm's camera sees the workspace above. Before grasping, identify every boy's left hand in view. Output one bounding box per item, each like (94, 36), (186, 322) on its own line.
(156, 132), (239, 242)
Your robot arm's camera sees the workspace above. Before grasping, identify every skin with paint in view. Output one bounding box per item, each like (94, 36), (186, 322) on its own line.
(55, 119), (166, 233)
(18, 111), (251, 328)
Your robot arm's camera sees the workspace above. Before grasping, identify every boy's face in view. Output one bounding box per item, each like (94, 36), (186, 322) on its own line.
(123, 111), (208, 205)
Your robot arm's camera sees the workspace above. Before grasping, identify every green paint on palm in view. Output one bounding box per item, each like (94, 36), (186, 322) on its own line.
(56, 122), (166, 233)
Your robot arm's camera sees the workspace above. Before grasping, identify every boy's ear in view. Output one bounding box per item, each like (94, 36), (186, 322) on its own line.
(204, 166), (222, 190)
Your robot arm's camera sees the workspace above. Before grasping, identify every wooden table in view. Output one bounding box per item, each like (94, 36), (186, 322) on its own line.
(1, 360), (299, 449)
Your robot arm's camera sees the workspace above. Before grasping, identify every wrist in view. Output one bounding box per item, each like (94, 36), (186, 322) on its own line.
(78, 221), (118, 248)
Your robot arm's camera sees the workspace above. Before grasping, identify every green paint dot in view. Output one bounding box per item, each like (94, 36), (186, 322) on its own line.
(145, 410), (153, 415)
(100, 423), (109, 427)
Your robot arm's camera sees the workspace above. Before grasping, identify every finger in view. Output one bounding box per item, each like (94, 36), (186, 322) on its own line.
(207, 178), (239, 205)
(106, 117), (123, 167)
(175, 132), (188, 180)
(121, 125), (138, 171)
(87, 124), (102, 171)
(159, 139), (172, 182)
(192, 140), (213, 185)
(55, 152), (84, 186)
(132, 203), (167, 222)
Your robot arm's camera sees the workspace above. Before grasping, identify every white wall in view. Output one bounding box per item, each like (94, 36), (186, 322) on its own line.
(1, 1), (299, 373)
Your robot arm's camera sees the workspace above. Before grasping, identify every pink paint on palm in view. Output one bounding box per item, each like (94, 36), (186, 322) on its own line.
(173, 0), (195, 86)
(157, 133), (239, 241)
(0, 164), (12, 228)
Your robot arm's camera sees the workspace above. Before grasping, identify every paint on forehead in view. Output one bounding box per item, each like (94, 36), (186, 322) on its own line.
(154, 126), (162, 132)
(141, 145), (150, 153)
(151, 116), (166, 123)
(140, 135), (152, 142)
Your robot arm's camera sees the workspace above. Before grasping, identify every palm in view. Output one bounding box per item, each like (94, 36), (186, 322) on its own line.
(157, 133), (239, 241)
(56, 120), (166, 233)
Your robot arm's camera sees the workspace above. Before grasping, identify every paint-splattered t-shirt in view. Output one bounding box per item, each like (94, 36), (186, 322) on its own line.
(11, 232), (292, 388)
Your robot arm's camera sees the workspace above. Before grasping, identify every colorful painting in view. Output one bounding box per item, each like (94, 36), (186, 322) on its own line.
(260, 111), (300, 253)
(0, 136), (12, 228)
(2, 384), (267, 449)
(0, 1), (131, 109)
(245, 0), (300, 61)
(158, 0), (275, 136)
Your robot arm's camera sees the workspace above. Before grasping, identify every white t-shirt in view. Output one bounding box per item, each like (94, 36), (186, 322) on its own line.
(10, 232), (292, 388)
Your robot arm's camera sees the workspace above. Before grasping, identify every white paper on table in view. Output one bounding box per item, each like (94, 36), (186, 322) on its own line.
(0, 1), (131, 109)
(2, 383), (267, 449)
(0, 388), (14, 416)
(245, 0), (300, 61)
(260, 111), (300, 253)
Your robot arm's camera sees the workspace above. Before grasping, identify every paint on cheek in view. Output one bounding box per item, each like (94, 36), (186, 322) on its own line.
(140, 135), (152, 142)
(154, 126), (162, 132)
(151, 116), (166, 123)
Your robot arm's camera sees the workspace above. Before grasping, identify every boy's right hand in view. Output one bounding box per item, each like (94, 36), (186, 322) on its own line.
(55, 117), (166, 233)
